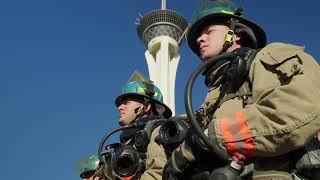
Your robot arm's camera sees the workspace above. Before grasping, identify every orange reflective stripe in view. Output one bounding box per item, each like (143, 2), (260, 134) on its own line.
(220, 111), (255, 157)
(220, 116), (237, 154)
(122, 175), (134, 180)
(235, 111), (255, 157)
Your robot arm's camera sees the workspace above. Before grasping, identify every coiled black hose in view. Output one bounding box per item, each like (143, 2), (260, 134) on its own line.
(184, 52), (237, 162)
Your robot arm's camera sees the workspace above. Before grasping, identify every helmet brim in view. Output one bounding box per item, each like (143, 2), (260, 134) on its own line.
(115, 93), (172, 118)
(187, 13), (267, 56)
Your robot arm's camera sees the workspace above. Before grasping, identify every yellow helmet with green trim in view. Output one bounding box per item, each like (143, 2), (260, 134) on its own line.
(187, 0), (267, 56)
(115, 81), (172, 118)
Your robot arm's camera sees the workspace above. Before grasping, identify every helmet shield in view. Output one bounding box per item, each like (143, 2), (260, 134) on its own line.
(187, 0), (266, 56)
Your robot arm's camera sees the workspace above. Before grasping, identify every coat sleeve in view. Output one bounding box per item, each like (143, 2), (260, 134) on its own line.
(139, 126), (167, 180)
(209, 43), (320, 157)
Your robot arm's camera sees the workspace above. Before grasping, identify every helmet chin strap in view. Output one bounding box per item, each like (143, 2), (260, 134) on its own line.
(221, 6), (243, 53)
(222, 18), (259, 53)
(133, 106), (146, 121)
(222, 18), (238, 53)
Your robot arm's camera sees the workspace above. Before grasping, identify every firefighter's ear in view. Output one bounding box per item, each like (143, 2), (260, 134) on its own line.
(144, 103), (152, 113)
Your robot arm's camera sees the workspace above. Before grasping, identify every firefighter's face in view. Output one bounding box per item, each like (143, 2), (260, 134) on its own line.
(196, 24), (240, 61)
(117, 97), (145, 126)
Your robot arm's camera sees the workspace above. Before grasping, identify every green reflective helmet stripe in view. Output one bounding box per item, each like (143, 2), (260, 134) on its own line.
(221, 9), (235, 15)
(187, 0), (267, 56)
(120, 81), (163, 103)
(138, 87), (159, 98)
(115, 81), (172, 118)
(196, 6), (235, 18)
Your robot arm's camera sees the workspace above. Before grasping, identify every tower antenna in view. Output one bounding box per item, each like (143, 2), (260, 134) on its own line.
(162, 0), (166, 10)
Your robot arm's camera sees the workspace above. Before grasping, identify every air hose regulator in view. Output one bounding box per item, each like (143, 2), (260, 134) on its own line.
(98, 122), (146, 177)
(98, 118), (166, 178)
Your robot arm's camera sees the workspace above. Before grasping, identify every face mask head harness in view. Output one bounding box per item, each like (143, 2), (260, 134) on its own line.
(98, 117), (167, 178)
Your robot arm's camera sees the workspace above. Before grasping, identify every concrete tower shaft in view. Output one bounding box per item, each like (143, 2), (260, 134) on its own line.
(137, 9), (188, 115)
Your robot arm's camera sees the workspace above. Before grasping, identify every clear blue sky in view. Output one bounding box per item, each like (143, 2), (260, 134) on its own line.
(1, 0), (319, 179)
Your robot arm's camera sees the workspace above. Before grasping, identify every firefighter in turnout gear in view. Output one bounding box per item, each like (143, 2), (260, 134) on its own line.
(99, 79), (172, 180)
(162, 0), (320, 180)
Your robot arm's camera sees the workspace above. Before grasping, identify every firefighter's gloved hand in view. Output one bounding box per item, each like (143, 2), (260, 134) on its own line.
(162, 135), (214, 180)
(296, 135), (320, 171)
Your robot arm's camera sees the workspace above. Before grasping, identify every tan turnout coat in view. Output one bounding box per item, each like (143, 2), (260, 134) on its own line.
(204, 43), (320, 177)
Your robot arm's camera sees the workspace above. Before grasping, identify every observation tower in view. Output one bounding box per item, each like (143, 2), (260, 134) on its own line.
(136, 0), (188, 115)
